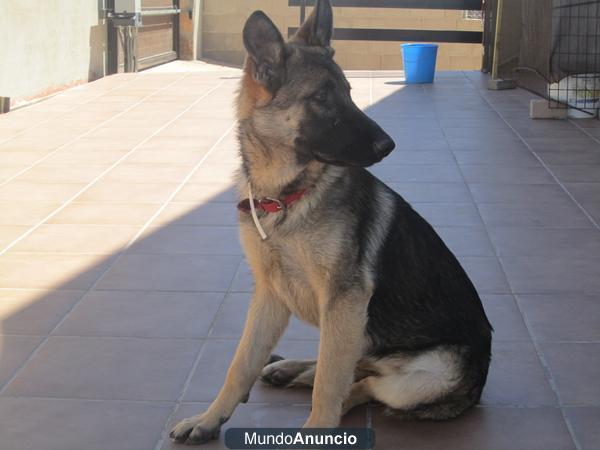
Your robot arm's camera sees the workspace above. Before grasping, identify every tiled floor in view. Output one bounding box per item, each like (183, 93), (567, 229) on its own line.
(0, 62), (599, 450)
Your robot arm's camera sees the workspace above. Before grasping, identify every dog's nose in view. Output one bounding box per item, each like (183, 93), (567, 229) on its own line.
(373, 135), (395, 159)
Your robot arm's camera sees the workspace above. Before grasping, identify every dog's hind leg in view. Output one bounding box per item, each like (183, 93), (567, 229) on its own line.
(261, 357), (375, 389)
(261, 358), (317, 387)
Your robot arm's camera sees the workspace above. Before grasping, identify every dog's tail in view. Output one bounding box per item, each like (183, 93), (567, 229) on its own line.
(388, 342), (490, 421)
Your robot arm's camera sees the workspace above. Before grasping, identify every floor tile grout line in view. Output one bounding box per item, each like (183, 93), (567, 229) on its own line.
(437, 80), (520, 325)
(2, 223), (240, 229)
(0, 333), (323, 342)
(1, 394), (317, 407)
(119, 121), (236, 251)
(453, 77), (582, 436)
(16, 332), (599, 345)
(0, 78), (234, 396)
(512, 294), (583, 450)
(5, 251), (244, 257)
(10, 285), (582, 295)
(0, 395), (177, 404)
(0, 74), (144, 147)
(0, 77), (230, 257)
(0, 72), (191, 189)
(153, 258), (244, 450)
(4, 393), (593, 408)
(467, 76), (584, 450)
(472, 82), (600, 232)
(569, 118), (600, 146)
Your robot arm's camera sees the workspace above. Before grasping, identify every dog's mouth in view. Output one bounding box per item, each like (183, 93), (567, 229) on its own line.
(312, 151), (384, 168)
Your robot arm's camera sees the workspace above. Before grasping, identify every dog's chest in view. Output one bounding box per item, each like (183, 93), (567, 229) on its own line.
(241, 225), (336, 327)
(267, 239), (324, 326)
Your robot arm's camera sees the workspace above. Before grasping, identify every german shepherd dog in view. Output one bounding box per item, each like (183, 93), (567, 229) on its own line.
(171, 0), (492, 444)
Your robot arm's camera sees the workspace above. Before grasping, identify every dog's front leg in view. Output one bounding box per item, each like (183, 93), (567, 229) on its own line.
(170, 289), (290, 445)
(304, 297), (368, 428)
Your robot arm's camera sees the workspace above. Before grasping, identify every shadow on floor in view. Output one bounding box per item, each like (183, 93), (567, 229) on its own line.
(0, 73), (593, 450)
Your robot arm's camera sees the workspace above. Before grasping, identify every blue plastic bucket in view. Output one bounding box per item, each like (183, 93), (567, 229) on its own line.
(401, 43), (439, 84)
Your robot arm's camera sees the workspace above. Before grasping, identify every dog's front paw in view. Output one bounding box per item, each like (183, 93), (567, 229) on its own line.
(170, 414), (223, 445)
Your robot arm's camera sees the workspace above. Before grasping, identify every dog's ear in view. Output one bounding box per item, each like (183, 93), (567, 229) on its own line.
(243, 11), (286, 93)
(292, 0), (333, 48)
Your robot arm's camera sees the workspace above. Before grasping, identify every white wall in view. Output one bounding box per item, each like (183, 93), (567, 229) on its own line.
(0, 0), (107, 104)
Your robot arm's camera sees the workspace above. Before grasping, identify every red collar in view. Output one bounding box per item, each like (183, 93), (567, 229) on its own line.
(237, 189), (307, 214)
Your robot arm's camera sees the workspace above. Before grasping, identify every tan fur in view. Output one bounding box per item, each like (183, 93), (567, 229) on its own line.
(305, 293), (370, 427)
(236, 58), (273, 121)
(173, 206), (370, 435)
(171, 3), (384, 439)
(237, 171), (374, 428)
(235, 125), (327, 200)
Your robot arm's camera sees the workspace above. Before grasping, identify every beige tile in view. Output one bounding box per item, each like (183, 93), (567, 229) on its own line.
(0, 165), (25, 182)
(9, 224), (139, 254)
(0, 226), (29, 249)
(0, 150), (51, 165)
(0, 181), (86, 203)
(202, 150), (240, 165)
(158, 123), (231, 139)
(42, 149), (129, 166)
(15, 164), (109, 184)
(0, 138), (58, 152)
(89, 128), (157, 143)
(137, 135), (213, 151)
(11, 134), (74, 148)
(188, 165), (238, 184)
(0, 129), (22, 140)
(0, 253), (114, 289)
(173, 183), (236, 203)
(104, 163), (191, 183)
(62, 137), (135, 151)
(48, 202), (158, 225)
(125, 148), (207, 164)
(21, 126), (90, 141)
(0, 202), (62, 226)
(76, 181), (179, 204)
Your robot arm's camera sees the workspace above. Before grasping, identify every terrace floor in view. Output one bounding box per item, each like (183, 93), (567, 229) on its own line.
(0, 61), (599, 450)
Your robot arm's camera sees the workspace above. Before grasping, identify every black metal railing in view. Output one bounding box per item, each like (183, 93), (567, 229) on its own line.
(288, 0), (483, 44)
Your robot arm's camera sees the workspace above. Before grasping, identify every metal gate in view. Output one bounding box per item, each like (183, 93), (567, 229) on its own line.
(289, 0), (483, 43)
(107, 0), (180, 73)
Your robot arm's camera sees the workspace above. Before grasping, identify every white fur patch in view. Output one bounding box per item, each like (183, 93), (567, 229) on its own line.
(367, 347), (463, 409)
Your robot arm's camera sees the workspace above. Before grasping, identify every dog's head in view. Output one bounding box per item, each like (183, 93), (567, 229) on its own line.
(238, 0), (395, 168)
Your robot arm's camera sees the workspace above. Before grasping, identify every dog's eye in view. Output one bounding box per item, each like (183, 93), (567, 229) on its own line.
(313, 90), (328, 104)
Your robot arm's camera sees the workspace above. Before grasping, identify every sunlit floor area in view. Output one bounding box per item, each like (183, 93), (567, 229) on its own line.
(0, 61), (599, 450)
